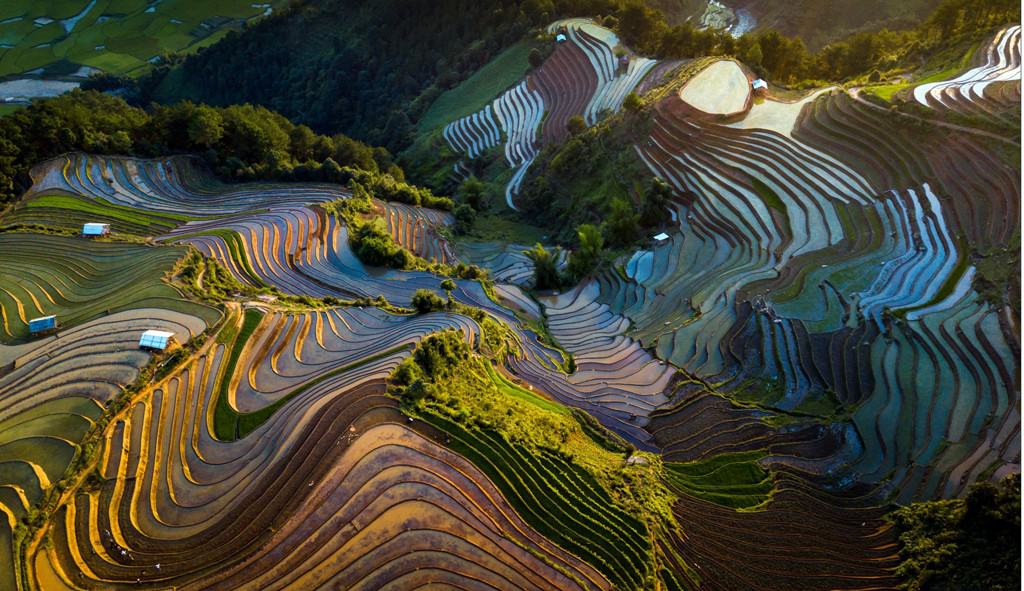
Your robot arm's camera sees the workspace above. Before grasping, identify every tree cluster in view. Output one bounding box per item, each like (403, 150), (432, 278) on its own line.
(611, 0), (1019, 85)
(888, 474), (1019, 591)
(0, 90), (431, 209)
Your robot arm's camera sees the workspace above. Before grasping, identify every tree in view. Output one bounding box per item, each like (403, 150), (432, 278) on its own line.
(523, 243), (562, 290)
(641, 177), (673, 227)
(453, 203), (476, 234)
(616, 0), (667, 54)
(458, 176), (489, 211)
(440, 279), (456, 306)
(566, 115), (586, 136)
(744, 41), (764, 67)
(889, 474), (1019, 591)
(623, 92), (642, 113)
(288, 124), (317, 161)
(605, 198), (640, 247)
(186, 105), (224, 148)
(529, 48), (544, 68)
(411, 289), (446, 314)
(567, 224), (604, 280)
(320, 157), (342, 181)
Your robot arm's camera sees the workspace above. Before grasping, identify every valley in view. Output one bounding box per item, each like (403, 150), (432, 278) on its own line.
(0, 1), (1019, 590)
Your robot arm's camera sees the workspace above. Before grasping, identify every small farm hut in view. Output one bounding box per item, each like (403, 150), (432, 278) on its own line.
(751, 79), (768, 93)
(653, 232), (670, 245)
(82, 222), (111, 237)
(555, 33), (567, 43)
(139, 330), (175, 351)
(28, 315), (57, 334)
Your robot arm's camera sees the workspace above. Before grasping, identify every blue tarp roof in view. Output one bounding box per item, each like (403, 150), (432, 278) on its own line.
(139, 330), (174, 349)
(82, 223), (109, 235)
(28, 315), (56, 332)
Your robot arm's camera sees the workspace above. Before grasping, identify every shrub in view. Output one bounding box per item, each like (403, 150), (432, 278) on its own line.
(458, 176), (490, 211)
(888, 474), (1020, 591)
(351, 219), (402, 267)
(623, 92), (642, 113)
(411, 289), (446, 314)
(454, 203), (476, 234)
(529, 47), (544, 68)
(566, 115), (586, 136)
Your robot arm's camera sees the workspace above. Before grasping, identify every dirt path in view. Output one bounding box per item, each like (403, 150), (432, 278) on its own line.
(848, 87), (1020, 147)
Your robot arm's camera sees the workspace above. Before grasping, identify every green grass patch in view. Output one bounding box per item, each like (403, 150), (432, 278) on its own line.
(11, 194), (196, 235)
(211, 307), (264, 440)
(664, 451), (774, 509)
(484, 361), (569, 415)
(863, 39), (980, 102)
(0, 104), (26, 117)
(462, 212), (547, 243)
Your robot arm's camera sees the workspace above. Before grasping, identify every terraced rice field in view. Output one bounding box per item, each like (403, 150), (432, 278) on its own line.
(606, 54), (1020, 510)
(379, 201), (455, 264)
(913, 25), (1021, 123)
(0, 308), (211, 591)
(439, 19), (661, 209)
(25, 301), (643, 590)
(455, 240), (567, 288)
(0, 0), (284, 80)
(535, 281), (674, 446)
(2, 193), (197, 236)
(23, 154), (676, 450)
(2, 22), (1019, 585)
(0, 234), (215, 341)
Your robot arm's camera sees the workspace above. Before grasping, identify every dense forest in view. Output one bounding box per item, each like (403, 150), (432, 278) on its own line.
(0, 91), (442, 210)
(120, 0), (559, 153)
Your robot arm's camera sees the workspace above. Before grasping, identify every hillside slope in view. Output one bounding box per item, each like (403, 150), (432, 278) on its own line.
(144, 0), (542, 152)
(737, 0), (942, 49)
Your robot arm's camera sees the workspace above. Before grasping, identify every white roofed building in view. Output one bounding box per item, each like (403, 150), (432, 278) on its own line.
(139, 330), (175, 351)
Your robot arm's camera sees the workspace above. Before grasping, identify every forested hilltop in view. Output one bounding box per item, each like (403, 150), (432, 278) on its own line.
(121, 0), (549, 153)
(0, 91), (438, 209)
(109, 0), (1017, 158)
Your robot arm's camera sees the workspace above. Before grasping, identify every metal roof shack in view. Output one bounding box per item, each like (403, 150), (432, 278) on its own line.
(28, 315), (57, 334)
(653, 232), (670, 244)
(555, 32), (567, 42)
(139, 330), (175, 351)
(82, 223), (110, 236)
(751, 78), (768, 91)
